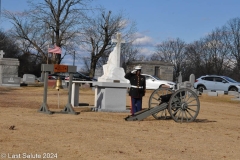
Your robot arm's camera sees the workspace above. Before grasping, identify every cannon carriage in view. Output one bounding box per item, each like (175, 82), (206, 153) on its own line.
(125, 73), (200, 123)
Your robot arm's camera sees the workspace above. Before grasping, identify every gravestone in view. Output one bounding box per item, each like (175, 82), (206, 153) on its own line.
(0, 50), (4, 58)
(23, 74), (36, 84)
(177, 73), (196, 91)
(0, 50), (21, 87)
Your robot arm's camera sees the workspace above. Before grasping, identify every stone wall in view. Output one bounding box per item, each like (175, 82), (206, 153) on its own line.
(159, 66), (174, 81)
(126, 61), (174, 81)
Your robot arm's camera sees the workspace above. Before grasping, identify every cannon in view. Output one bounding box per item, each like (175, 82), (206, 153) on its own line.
(125, 87), (200, 123)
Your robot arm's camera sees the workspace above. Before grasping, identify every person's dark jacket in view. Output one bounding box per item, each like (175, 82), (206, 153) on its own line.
(125, 72), (146, 97)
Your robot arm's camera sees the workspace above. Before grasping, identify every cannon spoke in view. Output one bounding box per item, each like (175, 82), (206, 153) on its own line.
(186, 104), (198, 107)
(185, 93), (194, 102)
(152, 96), (159, 101)
(184, 110), (189, 122)
(186, 109), (194, 119)
(181, 110), (184, 122)
(148, 88), (174, 120)
(152, 108), (168, 120)
(186, 107), (197, 113)
(168, 88), (200, 123)
(185, 98), (197, 104)
(181, 109), (193, 122)
(155, 92), (161, 98)
(174, 108), (181, 120)
(172, 107), (181, 116)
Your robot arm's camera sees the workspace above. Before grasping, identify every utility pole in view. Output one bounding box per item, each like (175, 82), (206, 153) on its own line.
(73, 51), (75, 66)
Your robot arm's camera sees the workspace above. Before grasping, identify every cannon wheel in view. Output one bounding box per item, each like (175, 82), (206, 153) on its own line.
(168, 88), (200, 123)
(148, 88), (174, 120)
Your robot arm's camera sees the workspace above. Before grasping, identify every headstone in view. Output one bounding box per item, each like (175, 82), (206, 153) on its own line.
(189, 74), (195, 86)
(228, 91), (237, 96)
(208, 92), (218, 96)
(216, 91), (224, 96)
(0, 50), (21, 87)
(177, 71), (182, 89)
(98, 32), (129, 83)
(231, 92), (240, 101)
(178, 72), (182, 83)
(179, 81), (192, 89)
(0, 50), (5, 58)
(177, 74), (197, 94)
(203, 90), (211, 94)
(23, 74), (36, 83)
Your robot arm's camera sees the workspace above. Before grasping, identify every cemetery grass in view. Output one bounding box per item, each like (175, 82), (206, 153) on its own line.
(0, 86), (240, 160)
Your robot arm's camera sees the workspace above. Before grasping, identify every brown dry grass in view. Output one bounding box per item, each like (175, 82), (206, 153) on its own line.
(0, 86), (240, 160)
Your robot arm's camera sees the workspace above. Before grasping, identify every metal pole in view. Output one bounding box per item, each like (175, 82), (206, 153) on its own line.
(73, 51), (75, 66)
(47, 52), (48, 64)
(58, 89), (59, 109)
(43, 72), (49, 103)
(68, 73), (73, 103)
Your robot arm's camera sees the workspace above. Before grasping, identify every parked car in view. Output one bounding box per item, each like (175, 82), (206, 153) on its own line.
(48, 73), (65, 80)
(194, 75), (240, 93)
(64, 72), (97, 81)
(141, 74), (176, 90)
(48, 72), (97, 81)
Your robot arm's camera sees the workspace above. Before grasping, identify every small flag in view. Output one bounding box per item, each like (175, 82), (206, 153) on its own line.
(48, 45), (62, 54)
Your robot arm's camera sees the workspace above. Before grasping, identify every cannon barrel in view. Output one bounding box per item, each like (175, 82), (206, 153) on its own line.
(159, 93), (173, 103)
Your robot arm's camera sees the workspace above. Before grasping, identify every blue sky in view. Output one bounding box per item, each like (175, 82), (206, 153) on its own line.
(1, 0), (240, 70)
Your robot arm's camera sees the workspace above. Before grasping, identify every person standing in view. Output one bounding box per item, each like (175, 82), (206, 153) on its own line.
(125, 65), (146, 115)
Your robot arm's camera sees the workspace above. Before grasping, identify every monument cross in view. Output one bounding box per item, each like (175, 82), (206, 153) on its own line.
(112, 33), (125, 67)
(0, 50), (5, 59)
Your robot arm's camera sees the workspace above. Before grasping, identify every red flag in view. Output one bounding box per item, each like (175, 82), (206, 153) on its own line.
(48, 45), (62, 54)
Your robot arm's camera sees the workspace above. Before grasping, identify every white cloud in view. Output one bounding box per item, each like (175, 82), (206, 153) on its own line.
(138, 47), (154, 56)
(131, 32), (156, 57)
(132, 32), (154, 46)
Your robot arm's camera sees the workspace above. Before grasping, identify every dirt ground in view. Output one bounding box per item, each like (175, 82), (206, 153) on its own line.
(0, 85), (240, 160)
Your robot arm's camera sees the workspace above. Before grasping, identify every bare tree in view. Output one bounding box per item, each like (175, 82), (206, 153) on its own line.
(3, 0), (91, 64)
(121, 43), (141, 69)
(79, 9), (136, 78)
(0, 30), (42, 77)
(184, 40), (205, 79)
(153, 38), (186, 79)
(202, 28), (230, 75)
(222, 17), (240, 80)
(0, 30), (20, 58)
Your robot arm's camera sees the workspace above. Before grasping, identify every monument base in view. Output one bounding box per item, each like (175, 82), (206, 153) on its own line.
(92, 82), (130, 112)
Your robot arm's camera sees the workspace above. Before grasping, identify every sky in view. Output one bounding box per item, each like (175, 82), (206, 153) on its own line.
(1, 0), (240, 70)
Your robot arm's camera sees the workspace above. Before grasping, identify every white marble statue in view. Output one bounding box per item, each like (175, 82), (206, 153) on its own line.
(98, 33), (129, 83)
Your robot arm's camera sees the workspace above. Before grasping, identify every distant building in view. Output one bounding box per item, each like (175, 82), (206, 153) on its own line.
(126, 61), (174, 81)
(95, 61), (174, 82)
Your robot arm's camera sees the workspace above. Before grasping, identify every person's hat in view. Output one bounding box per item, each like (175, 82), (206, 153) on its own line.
(134, 65), (142, 70)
